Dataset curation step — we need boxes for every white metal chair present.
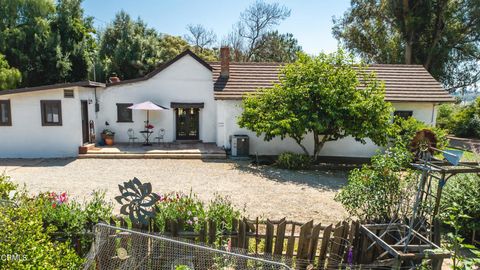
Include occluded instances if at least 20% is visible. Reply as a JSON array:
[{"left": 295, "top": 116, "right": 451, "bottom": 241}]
[
  {"left": 127, "top": 128, "right": 139, "bottom": 145},
  {"left": 154, "top": 128, "right": 165, "bottom": 145}
]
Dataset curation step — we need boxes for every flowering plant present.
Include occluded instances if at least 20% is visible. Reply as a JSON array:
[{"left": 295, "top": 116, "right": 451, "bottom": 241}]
[
  {"left": 145, "top": 124, "right": 154, "bottom": 130},
  {"left": 48, "top": 191, "right": 68, "bottom": 208},
  {"left": 155, "top": 191, "right": 206, "bottom": 232}
]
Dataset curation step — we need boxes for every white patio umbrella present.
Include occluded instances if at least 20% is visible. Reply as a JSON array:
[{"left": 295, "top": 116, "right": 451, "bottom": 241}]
[{"left": 128, "top": 101, "right": 168, "bottom": 125}]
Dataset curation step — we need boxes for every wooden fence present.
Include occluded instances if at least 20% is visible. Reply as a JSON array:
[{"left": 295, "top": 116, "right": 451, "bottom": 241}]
[{"left": 99, "top": 216, "right": 358, "bottom": 269}]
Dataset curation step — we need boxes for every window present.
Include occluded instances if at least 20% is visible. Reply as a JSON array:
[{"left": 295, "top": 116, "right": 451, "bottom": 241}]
[
  {"left": 0, "top": 100, "right": 11, "bottom": 126},
  {"left": 41, "top": 100, "right": 62, "bottom": 126},
  {"left": 394, "top": 110, "right": 413, "bottom": 120},
  {"left": 117, "top": 103, "right": 133, "bottom": 122}
]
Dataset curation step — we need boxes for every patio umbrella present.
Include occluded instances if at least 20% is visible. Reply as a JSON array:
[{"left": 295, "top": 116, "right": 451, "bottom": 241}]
[{"left": 128, "top": 101, "right": 168, "bottom": 125}]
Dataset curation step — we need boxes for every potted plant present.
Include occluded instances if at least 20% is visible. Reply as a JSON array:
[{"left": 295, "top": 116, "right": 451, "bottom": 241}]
[{"left": 101, "top": 129, "right": 115, "bottom": 146}]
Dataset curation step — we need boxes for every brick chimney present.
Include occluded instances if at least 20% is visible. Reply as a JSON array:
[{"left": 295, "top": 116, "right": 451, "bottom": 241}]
[
  {"left": 220, "top": 47, "right": 230, "bottom": 78},
  {"left": 108, "top": 73, "right": 120, "bottom": 83}
]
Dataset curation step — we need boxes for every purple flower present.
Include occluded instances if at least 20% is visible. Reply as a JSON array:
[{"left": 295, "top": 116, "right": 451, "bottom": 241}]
[
  {"left": 186, "top": 220, "right": 193, "bottom": 225},
  {"left": 347, "top": 247, "right": 353, "bottom": 266}
]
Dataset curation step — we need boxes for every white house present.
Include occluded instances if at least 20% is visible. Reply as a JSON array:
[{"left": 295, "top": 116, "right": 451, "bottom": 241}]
[{"left": 0, "top": 49, "right": 453, "bottom": 158}]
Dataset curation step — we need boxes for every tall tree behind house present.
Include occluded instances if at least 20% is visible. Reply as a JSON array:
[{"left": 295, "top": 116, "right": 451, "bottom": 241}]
[{"left": 333, "top": 0, "right": 480, "bottom": 93}]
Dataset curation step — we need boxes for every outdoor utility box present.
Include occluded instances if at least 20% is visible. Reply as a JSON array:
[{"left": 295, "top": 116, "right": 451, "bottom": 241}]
[{"left": 231, "top": 135, "right": 249, "bottom": 157}]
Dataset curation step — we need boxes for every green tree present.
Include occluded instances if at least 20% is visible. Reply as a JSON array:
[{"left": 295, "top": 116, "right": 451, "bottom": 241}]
[
  {"left": 51, "top": 0, "right": 96, "bottom": 82},
  {"left": 252, "top": 31, "right": 302, "bottom": 62},
  {"left": 0, "top": 54, "right": 21, "bottom": 90},
  {"left": 0, "top": 0, "right": 95, "bottom": 87},
  {"left": 332, "top": 0, "right": 480, "bottom": 92},
  {"left": 0, "top": 0, "right": 59, "bottom": 87},
  {"left": 238, "top": 50, "right": 393, "bottom": 160},
  {"left": 98, "top": 11, "right": 164, "bottom": 80}
]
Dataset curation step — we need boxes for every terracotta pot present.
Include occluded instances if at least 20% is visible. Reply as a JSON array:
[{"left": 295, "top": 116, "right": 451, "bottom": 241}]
[{"left": 103, "top": 134, "right": 115, "bottom": 146}]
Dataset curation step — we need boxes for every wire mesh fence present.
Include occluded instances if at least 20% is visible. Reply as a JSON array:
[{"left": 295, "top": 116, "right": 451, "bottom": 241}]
[{"left": 83, "top": 223, "right": 293, "bottom": 270}]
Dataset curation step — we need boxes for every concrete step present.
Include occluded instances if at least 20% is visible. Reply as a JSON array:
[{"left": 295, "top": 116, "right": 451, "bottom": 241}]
[{"left": 78, "top": 152, "right": 227, "bottom": 159}]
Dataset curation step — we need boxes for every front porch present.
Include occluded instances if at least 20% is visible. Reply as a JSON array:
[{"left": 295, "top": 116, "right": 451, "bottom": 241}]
[{"left": 79, "top": 142, "right": 227, "bottom": 159}]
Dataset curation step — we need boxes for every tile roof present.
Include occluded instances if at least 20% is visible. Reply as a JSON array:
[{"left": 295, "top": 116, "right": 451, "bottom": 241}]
[{"left": 210, "top": 62, "right": 454, "bottom": 103}]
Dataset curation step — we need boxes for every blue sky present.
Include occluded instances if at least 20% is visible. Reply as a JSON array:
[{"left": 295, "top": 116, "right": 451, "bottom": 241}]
[{"left": 82, "top": 0, "right": 351, "bottom": 55}]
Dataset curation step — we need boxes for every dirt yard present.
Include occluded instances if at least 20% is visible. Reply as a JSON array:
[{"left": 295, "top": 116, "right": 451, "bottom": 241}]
[{"left": 0, "top": 158, "right": 348, "bottom": 224}]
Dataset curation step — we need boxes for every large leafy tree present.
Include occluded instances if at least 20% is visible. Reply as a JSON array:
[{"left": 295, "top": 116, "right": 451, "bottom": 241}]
[
  {"left": 0, "top": 54, "right": 21, "bottom": 90},
  {"left": 251, "top": 31, "right": 302, "bottom": 62},
  {"left": 332, "top": 0, "right": 480, "bottom": 93},
  {"left": 0, "top": 0, "right": 58, "bottom": 87},
  {"left": 0, "top": 0, "right": 95, "bottom": 87},
  {"left": 239, "top": 50, "right": 393, "bottom": 160},
  {"left": 98, "top": 11, "right": 164, "bottom": 81},
  {"left": 51, "top": 0, "right": 96, "bottom": 82}
]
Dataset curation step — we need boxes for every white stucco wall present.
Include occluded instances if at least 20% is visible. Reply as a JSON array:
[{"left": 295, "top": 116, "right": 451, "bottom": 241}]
[
  {"left": 96, "top": 54, "right": 215, "bottom": 143},
  {"left": 216, "top": 100, "right": 439, "bottom": 157},
  {"left": 0, "top": 87, "right": 96, "bottom": 158}
]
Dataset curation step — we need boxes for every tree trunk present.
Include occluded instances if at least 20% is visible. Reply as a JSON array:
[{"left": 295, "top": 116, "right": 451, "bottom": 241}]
[
  {"left": 313, "top": 132, "right": 329, "bottom": 161},
  {"left": 402, "top": 0, "right": 413, "bottom": 65},
  {"left": 293, "top": 137, "right": 309, "bottom": 156},
  {"left": 425, "top": 1, "right": 446, "bottom": 70}
]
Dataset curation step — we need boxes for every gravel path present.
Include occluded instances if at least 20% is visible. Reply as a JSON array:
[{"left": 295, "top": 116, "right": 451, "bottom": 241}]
[{"left": 0, "top": 158, "right": 348, "bottom": 224}]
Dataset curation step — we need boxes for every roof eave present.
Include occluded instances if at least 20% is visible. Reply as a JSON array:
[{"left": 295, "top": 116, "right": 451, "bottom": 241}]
[{"left": 0, "top": 81, "right": 105, "bottom": 96}]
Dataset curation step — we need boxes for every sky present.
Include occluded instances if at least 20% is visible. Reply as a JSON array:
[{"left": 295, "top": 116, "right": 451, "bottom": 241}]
[{"left": 82, "top": 0, "right": 351, "bottom": 55}]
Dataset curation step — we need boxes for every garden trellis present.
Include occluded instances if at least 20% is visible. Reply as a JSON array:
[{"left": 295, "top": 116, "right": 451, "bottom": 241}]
[{"left": 357, "top": 133, "right": 480, "bottom": 269}]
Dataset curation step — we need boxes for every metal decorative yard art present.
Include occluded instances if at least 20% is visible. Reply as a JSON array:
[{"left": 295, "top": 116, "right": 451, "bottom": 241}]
[{"left": 115, "top": 177, "right": 160, "bottom": 225}]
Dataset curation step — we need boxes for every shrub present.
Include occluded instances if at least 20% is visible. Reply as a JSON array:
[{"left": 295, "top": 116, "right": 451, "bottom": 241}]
[
  {"left": 0, "top": 199, "right": 84, "bottom": 269},
  {"left": 276, "top": 152, "right": 311, "bottom": 169},
  {"left": 388, "top": 116, "right": 448, "bottom": 150},
  {"left": 335, "top": 146, "right": 418, "bottom": 222},
  {"left": 155, "top": 191, "right": 206, "bottom": 232},
  {"left": 0, "top": 174, "right": 17, "bottom": 200},
  {"left": 34, "top": 190, "right": 113, "bottom": 256},
  {"left": 436, "top": 103, "right": 457, "bottom": 131},
  {"left": 207, "top": 193, "right": 241, "bottom": 231},
  {"left": 437, "top": 97, "right": 480, "bottom": 138},
  {"left": 440, "top": 174, "right": 480, "bottom": 239},
  {"left": 451, "top": 98, "right": 480, "bottom": 138}
]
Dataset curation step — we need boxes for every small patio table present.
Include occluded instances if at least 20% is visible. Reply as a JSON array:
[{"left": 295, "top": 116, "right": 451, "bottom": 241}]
[{"left": 139, "top": 130, "right": 154, "bottom": 146}]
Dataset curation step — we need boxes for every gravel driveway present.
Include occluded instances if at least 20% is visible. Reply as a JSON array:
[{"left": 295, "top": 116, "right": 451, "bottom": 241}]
[{"left": 0, "top": 158, "right": 348, "bottom": 224}]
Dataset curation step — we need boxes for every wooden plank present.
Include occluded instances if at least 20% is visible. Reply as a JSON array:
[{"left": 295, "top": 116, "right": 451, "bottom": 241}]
[
  {"left": 274, "top": 220, "right": 287, "bottom": 256},
  {"left": 208, "top": 220, "right": 216, "bottom": 245},
  {"left": 329, "top": 223, "right": 344, "bottom": 258},
  {"left": 286, "top": 223, "right": 296, "bottom": 257},
  {"left": 265, "top": 219, "right": 275, "bottom": 254},
  {"left": 308, "top": 223, "right": 322, "bottom": 261},
  {"left": 340, "top": 222, "right": 350, "bottom": 259},
  {"left": 327, "top": 223, "right": 345, "bottom": 269},
  {"left": 199, "top": 221, "right": 206, "bottom": 243},
  {"left": 231, "top": 218, "right": 239, "bottom": 247},
  {"left": 238, "top": 219, "right": 247, "bottom": 249},
  {"left": 296, "top": 220, "right": 313, "bottom": 269},
  {"left": 317, "top": 224, "right": 332, "bottom": 269},
  {"left": 360, "top": 225, "right": 401, "bottom": 258}
]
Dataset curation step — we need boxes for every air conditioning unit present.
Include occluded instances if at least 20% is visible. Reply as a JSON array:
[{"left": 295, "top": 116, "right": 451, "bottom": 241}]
[{"left": 230, "top": 135, "right": 249, "bottom": 157}]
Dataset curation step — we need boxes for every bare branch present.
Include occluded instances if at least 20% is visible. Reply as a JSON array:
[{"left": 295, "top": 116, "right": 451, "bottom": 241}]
[{"left": 184, "top": 24, "right": 217, "bottom": 52}]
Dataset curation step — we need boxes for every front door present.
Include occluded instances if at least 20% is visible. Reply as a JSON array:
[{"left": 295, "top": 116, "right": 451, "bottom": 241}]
[
  {"left": 81, "top": 100, "right": 89, "bottom": 143},
  {"left": 175, "top": 108, "right": 199, "bottom": 140}
]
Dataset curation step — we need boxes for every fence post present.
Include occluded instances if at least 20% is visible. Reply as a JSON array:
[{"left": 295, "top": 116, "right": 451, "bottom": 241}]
[
  {"left": 274, "top": 219, "right": 287, "bottom": 256},
  {"left": 296, "top": 220, "right": 313, "bottom": 269}
]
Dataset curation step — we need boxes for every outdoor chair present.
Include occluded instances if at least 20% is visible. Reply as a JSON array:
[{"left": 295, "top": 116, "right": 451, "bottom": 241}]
[
  {"left": 154, "top": 128, "right": 166, "bottom": 145},
  {"left": 127, "top": 128, "right": 139, "bottom": 145}
]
